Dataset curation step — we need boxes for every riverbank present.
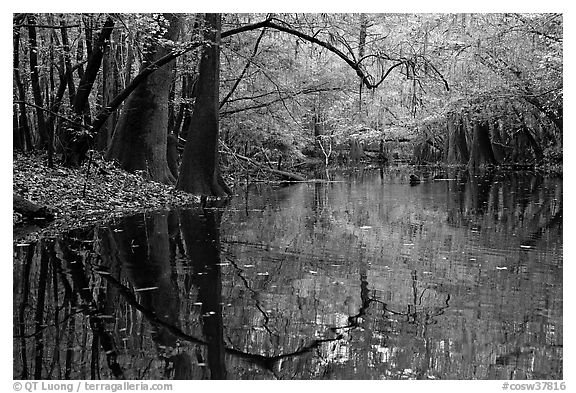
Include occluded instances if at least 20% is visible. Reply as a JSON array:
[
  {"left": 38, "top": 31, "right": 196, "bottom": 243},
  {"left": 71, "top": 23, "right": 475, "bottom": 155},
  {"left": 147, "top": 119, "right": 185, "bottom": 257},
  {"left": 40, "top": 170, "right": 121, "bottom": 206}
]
[
  {"left": 13, "top": 152, "right": 203, "bottom": 241},
  {"left": 13, "top": 151, "right": 562, "bottom": 242}
]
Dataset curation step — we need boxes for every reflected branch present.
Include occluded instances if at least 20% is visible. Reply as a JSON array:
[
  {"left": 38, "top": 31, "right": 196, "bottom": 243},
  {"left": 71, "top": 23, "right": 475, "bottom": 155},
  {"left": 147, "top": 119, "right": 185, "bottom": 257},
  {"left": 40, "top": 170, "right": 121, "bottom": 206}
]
[
  {"left": 223, "top": 254, "right": 278, "bottom": 340},
  {"left": 97, "top": 271, "right": 208, "bottom": 346},
  {"left": 99, "top": 270, "right": 344, "bottom": 373},
  {"left": 14, "top": 308, "right": 84, "bottom": 339}
]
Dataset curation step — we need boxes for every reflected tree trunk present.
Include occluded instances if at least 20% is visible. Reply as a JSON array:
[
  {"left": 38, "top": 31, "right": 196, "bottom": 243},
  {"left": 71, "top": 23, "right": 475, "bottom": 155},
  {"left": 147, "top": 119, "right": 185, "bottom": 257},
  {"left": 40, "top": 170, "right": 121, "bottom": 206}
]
[
  {"left": 58, "top": 231, "right": 125, "bottom": 378},
  {"left": 180, "top": 202, "right": 228, "bottom": 379},
  {"left": 103, "top": 212, "right": 195, "bottom": 379},
  {"left": 17, "top": 245, "right": 35, "bottom": 379},
  {"left": 34, "top": 243, "right": 50, "bottom": 379}
]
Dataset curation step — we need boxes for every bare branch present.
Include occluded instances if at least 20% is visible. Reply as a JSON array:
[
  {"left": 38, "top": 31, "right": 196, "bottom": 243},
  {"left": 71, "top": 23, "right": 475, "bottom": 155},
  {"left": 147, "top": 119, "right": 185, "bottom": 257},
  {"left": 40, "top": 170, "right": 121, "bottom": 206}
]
[
  {"left": 14, "top": 101, "right": 90, "bottom": 130},
  {"left": 220, "top": 28, "right": 267, "bottom": 109}
]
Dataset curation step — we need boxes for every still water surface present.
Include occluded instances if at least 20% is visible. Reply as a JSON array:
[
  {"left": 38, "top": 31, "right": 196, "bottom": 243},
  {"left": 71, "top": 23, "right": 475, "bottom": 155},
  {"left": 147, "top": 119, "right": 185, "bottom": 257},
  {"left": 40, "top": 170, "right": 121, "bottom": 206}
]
[{"left": 13, "top": 167, "right": 563, "bottom": 379}]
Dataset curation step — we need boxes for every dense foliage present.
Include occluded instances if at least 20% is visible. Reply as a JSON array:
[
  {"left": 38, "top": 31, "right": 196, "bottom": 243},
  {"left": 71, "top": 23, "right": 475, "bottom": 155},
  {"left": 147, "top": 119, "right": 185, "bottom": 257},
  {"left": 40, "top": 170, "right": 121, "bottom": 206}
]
[{"left": 13, "top": 13, "right": 563, "bottom": 190}]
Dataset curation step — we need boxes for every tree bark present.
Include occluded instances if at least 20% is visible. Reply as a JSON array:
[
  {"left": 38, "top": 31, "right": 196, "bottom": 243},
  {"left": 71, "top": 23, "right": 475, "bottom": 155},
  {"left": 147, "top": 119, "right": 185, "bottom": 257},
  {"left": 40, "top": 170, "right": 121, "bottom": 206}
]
[
  {"left": 27, "top": 15, "right": 49, "bottom": 150},
  {"left": 172, "top": 73, "right": 194, "bottom": 137},
  {"left": 60, "top": 14, "right": 76, "bottom": 105},
  {"left": 13, "top": 25, "right": 32, "bottom": 151},
  {"left": 96, "top": 29, "right": 120, "bottom": 151},
  {"left": 468, "top": 120, "right": 497, "bottom": 169},
  {"left": 177, "top": 13, "right": 231, "bottom": 196},
  {"left": 445, "top": 113, "right": 469, "bottom": 164},
  {"left": 106, "top": 14, "right": 180, "bottom": 185},
  {"left": 350, "top": 137, "right": 366, "bottom": 162},
  {"left": 167, "top": 133, "right": 180, "bottom": 179}
]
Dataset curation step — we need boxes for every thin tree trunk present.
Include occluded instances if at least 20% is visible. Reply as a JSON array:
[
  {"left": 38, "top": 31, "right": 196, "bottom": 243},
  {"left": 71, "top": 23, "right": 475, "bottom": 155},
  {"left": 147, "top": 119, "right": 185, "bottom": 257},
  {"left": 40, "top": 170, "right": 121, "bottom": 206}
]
[
  {"left": 60, "top": 14, "right": 76, "bottom": 105},
  {"left": 123, "top": 31, "right": 134, "bottom": 87},
  {"left": 172, "top": 74, "right": 189, "bottom": 137},
  {"left": 168, "top": 77, "right": 176, "bottom": 133},
  {"left": 27, "top": 15, "right": 49, "bottom": 150},
  {"left": 13, "top": 26, "right": 32, "bottom": 151},
  {"left": 96, "top": 29, "right": 119, "bottom": 151},
  {"left": 73, "top": 16, "right": 114, "bottom": 117},
  {"left": 178, "top": 74, "right": 195, "bottom": 139},
  {"left": 34, "top": 243, "right": 50, "bottom": 379},
  {"left": 17, "top": 245, "right": 34, "bottom": 379},
  {"left": 62, "top": 15, "right": 114, "bottom": 166},
  {"left": 358, "top": 13, "right": 367, "bottom": 112}
]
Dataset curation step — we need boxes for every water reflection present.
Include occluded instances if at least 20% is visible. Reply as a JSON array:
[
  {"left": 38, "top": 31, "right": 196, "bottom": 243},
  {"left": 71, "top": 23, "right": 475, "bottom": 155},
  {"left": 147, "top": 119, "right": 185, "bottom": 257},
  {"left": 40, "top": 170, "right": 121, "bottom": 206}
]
[{"left": 13, "top": 168, "right": 562, "bottom": 379}]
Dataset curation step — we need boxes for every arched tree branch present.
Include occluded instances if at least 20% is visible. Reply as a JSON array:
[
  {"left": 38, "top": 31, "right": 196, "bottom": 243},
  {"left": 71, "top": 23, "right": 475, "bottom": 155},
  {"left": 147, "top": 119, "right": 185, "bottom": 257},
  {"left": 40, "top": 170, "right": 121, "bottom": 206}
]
[
  {"left": 90, "top": 41, "right": 205, "bottom": 135},
  {"left": 220, "top": 27, "right": 267, "bottom": 109},
  {"left": 88, "top": 16, "right": 408, "bottom": 139}
]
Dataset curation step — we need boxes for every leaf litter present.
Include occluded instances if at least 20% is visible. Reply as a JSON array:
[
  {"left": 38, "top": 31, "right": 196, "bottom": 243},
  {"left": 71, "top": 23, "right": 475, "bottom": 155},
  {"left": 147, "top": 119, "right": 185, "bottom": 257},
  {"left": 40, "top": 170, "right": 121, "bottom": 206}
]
[{"left": 13, "top": 152, "right": 202, "bottom": 242}]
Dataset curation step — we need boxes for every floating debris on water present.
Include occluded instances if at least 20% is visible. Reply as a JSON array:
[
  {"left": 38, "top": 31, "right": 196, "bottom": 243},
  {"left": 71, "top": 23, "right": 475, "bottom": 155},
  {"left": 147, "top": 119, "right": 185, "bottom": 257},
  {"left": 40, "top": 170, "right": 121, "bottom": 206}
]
[{"left": 133, "top": 286, "right": 159, "bottom": 292}]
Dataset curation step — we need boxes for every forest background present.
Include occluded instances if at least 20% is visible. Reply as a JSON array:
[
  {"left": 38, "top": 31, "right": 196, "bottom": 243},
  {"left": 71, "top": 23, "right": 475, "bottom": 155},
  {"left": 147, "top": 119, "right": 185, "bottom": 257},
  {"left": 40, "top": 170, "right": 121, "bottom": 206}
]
[{"left": 10, "top": 10, "right": 566, "bottom": 192}]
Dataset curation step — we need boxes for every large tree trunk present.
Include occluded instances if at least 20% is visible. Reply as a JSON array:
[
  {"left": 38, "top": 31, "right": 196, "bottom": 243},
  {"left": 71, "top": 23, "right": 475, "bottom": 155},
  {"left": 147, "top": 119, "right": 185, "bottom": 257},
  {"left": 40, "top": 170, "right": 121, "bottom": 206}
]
[
  {"left": 106, "top": 14, "right": 180, "bottom": 185},
  {"left": 349, "top": 137, "right": 366, "bottom": 163},
  {"left": 468, "top": 120, "right": 497, "bottom": 169},
  {"left": 490, "top": 118, "right": 507, "bottom": 163},
  {"left": 445, "top": 113, "right": 469, "bottom": 164},
  {"left": 177, "top": 13, "right": 231, "bottom": 196}
]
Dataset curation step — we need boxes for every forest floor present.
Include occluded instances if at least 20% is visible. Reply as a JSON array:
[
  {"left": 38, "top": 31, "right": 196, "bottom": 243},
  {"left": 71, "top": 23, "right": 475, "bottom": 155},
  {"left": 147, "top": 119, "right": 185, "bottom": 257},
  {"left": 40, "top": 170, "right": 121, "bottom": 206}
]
[{"left": 13, "top": 152, "right": 203, "bottom": 242}]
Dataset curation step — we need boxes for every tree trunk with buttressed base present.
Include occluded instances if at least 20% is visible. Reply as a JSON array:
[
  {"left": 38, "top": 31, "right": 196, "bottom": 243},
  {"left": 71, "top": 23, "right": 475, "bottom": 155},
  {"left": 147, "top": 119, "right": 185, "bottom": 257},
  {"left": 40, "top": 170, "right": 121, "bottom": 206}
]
[{"left": 176, "top": 13, "right": 231, "bottom": 196}]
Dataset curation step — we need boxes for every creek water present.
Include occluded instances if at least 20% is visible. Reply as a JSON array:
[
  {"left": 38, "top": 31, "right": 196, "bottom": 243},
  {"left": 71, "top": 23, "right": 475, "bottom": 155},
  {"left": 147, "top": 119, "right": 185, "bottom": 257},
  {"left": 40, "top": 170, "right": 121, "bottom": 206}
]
[{"left": 13, "top": 167, "right": 563, "bottom": 380}]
